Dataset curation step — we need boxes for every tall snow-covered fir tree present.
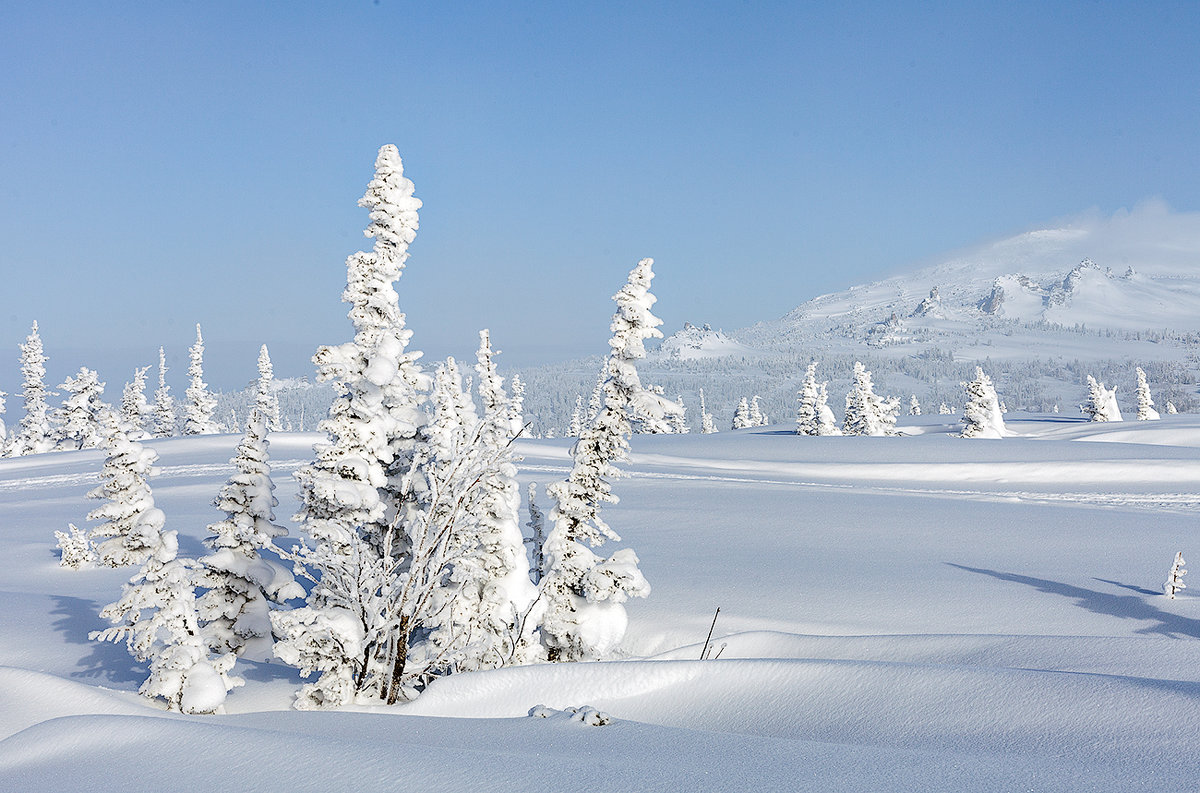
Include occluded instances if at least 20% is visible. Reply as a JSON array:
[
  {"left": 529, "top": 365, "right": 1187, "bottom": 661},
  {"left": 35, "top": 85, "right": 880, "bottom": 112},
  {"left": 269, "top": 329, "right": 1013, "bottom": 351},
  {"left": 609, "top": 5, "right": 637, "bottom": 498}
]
[
  {"left": 88, "top": 432, "right": 167, "bottom": 567},
  {"left": 154, "top": 347, "right": 177, "bottom": 437},
  {"left": 10, "top": 321, "right": 56, "bottom": 456},
  {"left": 843, "top": 361, "right": 899, "bottom": 436},
  {"left": 197, "top": 408, "right": 301, "bottom": 660},
  {"left": 256, "top": 344, "right": 284, "bottom": 432},
  {"left": 120, "top": 366, "right": 152, "bottom": 439},
  {"left": 586, "top": 367, "right": 605, "bottom": 425},
  {"left": 796, "top": 362, "right": 839, "bottom": 436},
  {"left": 1082, "top": 375, "right": 1122, "bottom": 422},
  {"left": 1135, "top": 367, "right": 1160, "bottom": 421},
  {"left": 92, "top": 521, "right": 241, "bottom": 714},
  {"left": 275, "top": 145, "right": 436, "bottom": 708},
  {"left": 540, "top": 258, "right": 655, "bottom": 663},
  {"left": 909, "top": 395, "right": 921, "bottom": 416},
  {"left": 184, "top": 324, "right": 220, "bottom": 435},
  {"left": 960, "top": 367, "right": 1007, "bottom": 439},
  {"left": 56, "top": 367, "right": 111, "bottom": 450}
]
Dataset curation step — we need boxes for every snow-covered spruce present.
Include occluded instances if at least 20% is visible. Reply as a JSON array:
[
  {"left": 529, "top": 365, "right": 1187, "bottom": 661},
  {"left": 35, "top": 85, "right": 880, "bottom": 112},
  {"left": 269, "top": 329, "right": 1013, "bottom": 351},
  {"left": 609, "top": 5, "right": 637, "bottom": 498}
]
[
  {"left": 87, "top": 432, "right": 166, "bottom": 567},
  {"left": 1164, "top": 551, "right": 1187, "bottom": 599},
  {"left": 282, "top": 145, "right": 429, "bottom": 707},
  {"left": 184, "top": 324, "right": 220, "bottom": 435},
  {"left": 631, "top": 383, "right": 683, "bottom": 434},
  {"left": 698, "top": 388, "right": 717, "bottom": 434},
  {"left": 960, "top": 367, "right": 1007, "bottom": 439},
  {"left": 424, "top": 333, "right": 538, "bottom": 673},
  {"left": 91, "top": 526, "right": 241, "bottom": 714},
  {"left": 1082, "top": 375, "right": 1122, "bottom": 422},
  {"left": 1135, "top": 367, "right": 1160, "bottom": 421},
  {"left": 55, "top": 367, "right": 111, "bottom": 450},
  {"left": 670, "top": 394, "right": 689, "bottom": 434},
  {"left": 55, "top": 523, "right": 96, "bottom": 569},
  {"left": 509, "top": 373, "right": 526, "bottom": 429},
  {"left": 938, "top": 402, "right": 952, "bottom": 415},
  {"left": 525, "top": 483, "right": 547, "bottom": 584},
  {"left": 749, "top": 395, "right": 766, "bottom": 427},
  {"left": 540, "top": 258, "right": 655, "bottom": 663},
  {"left": 10, "top": 321, "right": 56, "bottom": 456},
  {"left": 732, "top": 397, "right": 752, "bottom": 430},
  {"left": 119, "top": 365, "right": 152, "bottom": 439},
  {"left": 0, "top": 388, "right": 7, "bottom": 447},
  {"left": 796, "top": 362, "right": 840, "bottom": 436},
  {"left": 1166, "top": 401, "right": 1179, "bottom": 415},
  {"left": 910, "top": 395, "right": 921, "bottom": 416},
  {"left": 569, "top": 395, "right": 585, "bottom": 437},
  {"left": 842, "top": 361, "right": 899, "bottom": 436},
  {"left": 196, "top": 409, "right": 301, "bottom": 660},
  {"left": 153, "top": 347, "right": 176, "bottom": 437},
  {"left": 255, "top": 345, "right": 284, "bottom": 432}
]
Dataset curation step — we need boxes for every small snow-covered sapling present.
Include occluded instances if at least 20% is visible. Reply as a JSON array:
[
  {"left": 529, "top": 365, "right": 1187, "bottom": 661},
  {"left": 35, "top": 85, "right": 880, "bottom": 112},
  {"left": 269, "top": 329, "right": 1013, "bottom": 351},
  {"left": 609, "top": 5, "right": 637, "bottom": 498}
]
[{"left": 1164, "top": 551, "right": 1187, "bottom": 599}]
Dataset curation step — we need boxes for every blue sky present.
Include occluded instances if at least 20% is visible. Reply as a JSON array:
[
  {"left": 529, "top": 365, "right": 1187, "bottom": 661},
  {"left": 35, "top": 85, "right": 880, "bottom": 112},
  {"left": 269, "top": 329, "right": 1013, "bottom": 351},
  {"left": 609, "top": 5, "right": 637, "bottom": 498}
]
[{"left": 2, "top": 1, "right": 1199, "bottom": 390}]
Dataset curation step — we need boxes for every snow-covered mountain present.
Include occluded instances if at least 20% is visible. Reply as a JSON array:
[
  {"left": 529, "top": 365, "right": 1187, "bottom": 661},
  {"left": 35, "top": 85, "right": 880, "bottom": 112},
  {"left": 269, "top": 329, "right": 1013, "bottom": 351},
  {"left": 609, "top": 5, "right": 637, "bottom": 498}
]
[
  {"left": 520, "top": 204, "right": 1200, "bottom": 435},
  {"left": 659, "top": 323, "right": 756, "bottom": 360}
]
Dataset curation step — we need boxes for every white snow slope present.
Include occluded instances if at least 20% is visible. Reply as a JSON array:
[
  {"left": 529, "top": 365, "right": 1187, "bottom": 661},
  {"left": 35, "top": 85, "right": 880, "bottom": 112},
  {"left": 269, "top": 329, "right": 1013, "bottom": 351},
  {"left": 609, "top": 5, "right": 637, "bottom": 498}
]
[{"left": 2, "top": 420, "right": 1199, "bottom": 791}]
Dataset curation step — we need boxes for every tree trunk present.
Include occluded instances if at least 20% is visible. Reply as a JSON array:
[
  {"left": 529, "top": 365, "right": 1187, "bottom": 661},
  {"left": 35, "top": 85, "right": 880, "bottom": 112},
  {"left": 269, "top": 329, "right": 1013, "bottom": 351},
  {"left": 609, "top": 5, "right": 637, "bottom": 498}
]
[{"left": 385, "top": 616, "right": 410, "bottom": 704}]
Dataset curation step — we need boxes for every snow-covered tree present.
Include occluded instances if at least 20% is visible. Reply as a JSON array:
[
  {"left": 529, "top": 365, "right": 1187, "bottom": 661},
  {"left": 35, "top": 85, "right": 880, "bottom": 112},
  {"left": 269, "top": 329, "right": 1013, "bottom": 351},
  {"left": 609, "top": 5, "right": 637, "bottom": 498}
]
[
  {"left": 153, "top": 347, "right": 176, "bottom": 437},
  {"left": 749, "top": 395, "right": 765, "bottom": 427},
  {"left": 256, "top": 345, "right": 284, "bottom": 432},
  {"left": 698, "top": 388, "right": 717, "bottom": 434},
  {"left": 10, "top": 321, "right": 56, "bottom": 456},
  {"left": 426, "top": 331, "right": 538, "bottom": 672},
  {"left": 91, "top": 525, "right": 241, "bottom": 713},
  {"left": 0, "top": 389, "right": 7, "bottom": 446},
  {"left": 56, "top": 367, "right": 111, "bottom": 450},
  {"left": 843, "top": 362, "right": 899, "bottom": 436},
  {"left": 540, "top": 258, "right": 655, "bottom": 663},
  {"left": 732, "top": 397, "right": 752, "bottom": 429},
  {"left": 1135, "top": 367, "right": 1160, "bottom": 421},
  {"left": 1164, "top": 551, "right": 1186, "bottom": 599},
  {"left": 796, "top": 362, "right": 839, "bottom": 436},
  {"left": 569, "top": 395, "right": 585, "bottom": 437},
  {"left": 586, "top": 368, "right": 605, "bottom": 424},
  {"left": 631, "top": 382, "right": 682, "bottom": 434},
  {"left": 670, "top": 394, "right": 689, "bottom": 434},
  {"left": 909, "top": 395, "right": 921, "bottom": 416},
  {"left": 55, "top": 523, "right": 96, "bottom": 569},
  {"left": 120, "top": 366, "right": 152, "bottom": 439},
  {"left": 88, "top": 433, "right": 166, "bottom": 568},
  {"left": 1082, "top": 375, "right": 1122, "bottom": 422},
  {"left": 960, "top": 367, "right": 1007, "bottom": 439},
  {"left": 1166, "top": 401, "right": 1178, "bottom": 415},
  {"left": 509, "top": 373, "right": 526, "bottom": 429},
  {"left": 938, "top": 402, "right": 952, "bottom": 415},
  {"left": 197, "top": 409, "right": 301, "bottom": 660},
  {"left": 525, "top": 483, "right": 546, "bottom": 584},
  {"left": 184, "top": 325, "right": 220, "bottom": 435},
  {"left": 280, "top": 145, "right": 430, "bottom": 708}
]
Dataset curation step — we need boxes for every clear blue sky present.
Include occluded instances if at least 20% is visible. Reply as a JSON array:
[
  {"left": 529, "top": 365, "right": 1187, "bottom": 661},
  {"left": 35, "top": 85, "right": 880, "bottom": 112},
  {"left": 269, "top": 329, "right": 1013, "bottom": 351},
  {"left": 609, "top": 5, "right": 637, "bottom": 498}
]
[{"left": 2, "top": 1, "right": 1199, "bottom": 390}]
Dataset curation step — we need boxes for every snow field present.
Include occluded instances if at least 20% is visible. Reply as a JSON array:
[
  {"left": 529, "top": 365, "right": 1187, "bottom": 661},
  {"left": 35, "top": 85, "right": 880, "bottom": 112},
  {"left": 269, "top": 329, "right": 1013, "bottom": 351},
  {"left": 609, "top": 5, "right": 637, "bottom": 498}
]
[{"left": 1, "top": 418, "right": 1199, "bottom": 790}]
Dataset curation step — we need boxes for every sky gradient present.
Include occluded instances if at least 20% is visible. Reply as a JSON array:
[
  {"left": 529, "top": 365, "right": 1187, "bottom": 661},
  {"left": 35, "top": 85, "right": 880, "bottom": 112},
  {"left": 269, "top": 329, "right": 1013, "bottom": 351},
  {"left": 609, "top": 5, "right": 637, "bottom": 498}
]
[{"left": 3, "top": 1, "right": 1199, "bottom": 390}]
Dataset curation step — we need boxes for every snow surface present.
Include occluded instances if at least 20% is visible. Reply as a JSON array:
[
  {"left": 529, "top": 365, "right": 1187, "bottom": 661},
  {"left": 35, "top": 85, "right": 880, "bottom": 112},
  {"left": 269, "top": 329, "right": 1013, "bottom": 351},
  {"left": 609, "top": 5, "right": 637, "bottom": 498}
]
[{"left": 2, "top": 422, "right": 1199, "bottom": 790}]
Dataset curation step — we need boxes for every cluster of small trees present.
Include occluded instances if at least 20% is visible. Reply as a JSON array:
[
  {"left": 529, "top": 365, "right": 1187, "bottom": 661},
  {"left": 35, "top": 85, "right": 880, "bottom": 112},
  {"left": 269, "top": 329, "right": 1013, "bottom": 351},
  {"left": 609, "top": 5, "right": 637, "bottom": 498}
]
[
  {"left": 1081, "top": 367, "right": 1171, "bottom": 421},
  {"left": 65, "top": 146, "right": 656, "bottom": 713},
  {"left": 1, "top": 321, "right": 287, "bottom": 455}
]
